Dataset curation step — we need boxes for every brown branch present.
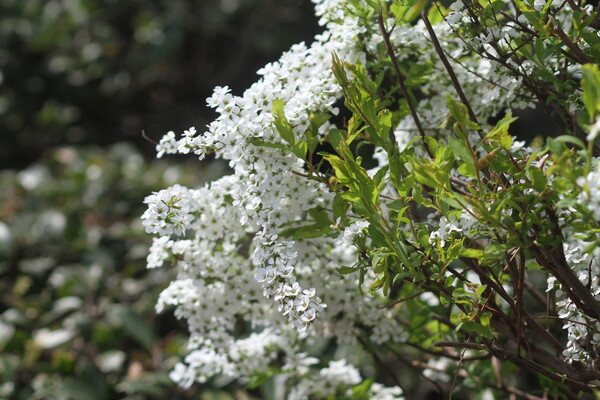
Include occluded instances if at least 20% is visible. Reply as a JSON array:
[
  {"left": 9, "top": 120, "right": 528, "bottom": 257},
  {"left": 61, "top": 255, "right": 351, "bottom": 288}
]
[
  {"left": 529, "top": 243, "right": 600, "bottom": 321},
  {"left": 382, "top": 289, "right": 426, "bottom": 308},
  {"left": 434, "top": 341, "right": 486, "bottom": 350},
  {"left": 377, "top": 5, "right": 433, "bottom": 159},
  {"left": 548, "top": 17, "right": 594, "bottom": 64},
  {"left": 491, "top": 319, "right": 600, "bottom": 385},
  {"left": 421, "top": 11, "right": 482, "bottom": 133}
]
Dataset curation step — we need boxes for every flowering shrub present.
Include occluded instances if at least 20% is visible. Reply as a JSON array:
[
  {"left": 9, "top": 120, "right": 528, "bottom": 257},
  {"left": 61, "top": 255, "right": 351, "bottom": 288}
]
[{"left": 144, "top": 0, "right": 600, "bottom": 398}]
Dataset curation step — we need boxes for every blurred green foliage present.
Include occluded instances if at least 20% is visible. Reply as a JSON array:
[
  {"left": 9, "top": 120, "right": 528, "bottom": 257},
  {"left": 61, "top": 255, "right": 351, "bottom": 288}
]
[
  {"left": 0, "top": 0, "right": 319, "bottom": 169},
  {"left": 0, "top": 144, "right": 247, "bottom": 399}
]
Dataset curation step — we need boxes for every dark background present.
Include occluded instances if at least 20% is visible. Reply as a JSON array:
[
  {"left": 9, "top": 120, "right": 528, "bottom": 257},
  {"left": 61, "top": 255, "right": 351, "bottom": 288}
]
[{"left": 0, "top": 0, "right": 320, "bottom": 170}]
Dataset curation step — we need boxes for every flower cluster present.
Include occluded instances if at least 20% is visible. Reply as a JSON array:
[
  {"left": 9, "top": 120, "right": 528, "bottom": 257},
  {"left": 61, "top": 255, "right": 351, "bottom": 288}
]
[
  {"left": 336, "top": 219, "right": 370, "bottom": 246},
  {"left": 141, "top": 184, "right": 195, "bottom": 236}
]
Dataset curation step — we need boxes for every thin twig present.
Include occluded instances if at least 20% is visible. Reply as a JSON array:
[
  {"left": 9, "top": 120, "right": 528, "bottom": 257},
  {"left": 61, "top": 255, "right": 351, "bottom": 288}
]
[
  {"left": 548, "top": 16, "right": 594, "bottom": 64},
  {"left": 377, "top": 4, "right": 433, "bottom": 158},
  {"left": 420, "top": 11, "right": 482, "bottom": 135},
  {"left": 434, "top": 341, "right": 486, "bottom": 350},
  {"left": 381, "top": 290, "right": 426, "bottom": 308},
  {"left": 141, "top": 129, "right": 158, "bottom": 146}
]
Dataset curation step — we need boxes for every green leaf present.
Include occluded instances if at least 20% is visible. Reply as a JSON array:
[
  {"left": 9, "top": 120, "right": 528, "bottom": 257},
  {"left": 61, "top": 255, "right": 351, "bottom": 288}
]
[
  {"left": 405, "top": 62, "right": 432, "bottom": 87},
  {"left": 582, "top": 63, "right": 600, "bottom": 120},
  {"left": 461, "top": 248, "right": 483, "bottom": 259},
  {"left": 291, "top": 140, "right": 307, "bottom": 159},
  {"left": 352, "top": 378, "right": 374, "bottom": 400},
  {"left": 328, "top": 129, "right": 354, "bottom": 160},
  {"left": 331, "top": 52, "right": 349, "bottom": 87},
  {"left": 390, "top": 2, "right": 408, "bottom": 23},
  {"left": 427, "top": 2, "right": 447, "bottom": 24},
  {"left": 368, "top": 224, "right": 388, "bottom": 248},
  {"left": 553, "top": 135, "right": 586, "bottom": 150},
  {"left": 108, "top": 307, "right": 154, "bottom": 352},
  {"left": 370, "top": 276, "right": 385, "bottom": 291},
  {"left": 337, "top": 266, "right": 358, "bottom": 275},
  {"left": 411, "top": 160, "right": 450, "bottom": 191},
  {"left": 457, "top": 161, "right": 478, "bottom": 178},
  {"left": 64, "top": 379, "right": 106, "bottom": 400},
  {"left": 486, "top": 113, "right": 517, "bottom": 150},
  {"left": 446, "top": 95, "right": 468, "bottom": 128},
  {"left": 306, "top": 113, "right": 329, "bottom": 153},
  {"left": 333, "top": 192, "right": 350, "bottom": 221},
  {"left": 556, "top": 197, "right": 577, "bottom": 208},
  {"left": 482, "top": 243, "right": 511, "bottom": 258},
  {"left": 515, "top": 0, "right": 546, "bottom": 33},
  {"left": 373, "top": 165, "right": 389, "bottom": 190},
  {"left": 484, "top": 0, "right": 505, "bottom": 17},
  {"left": 63, "top": 363, "right": 108, "bottom": 400},
  {"left": 376, "top": 109, "right": 393, "bottom": 145},
  {"left": 272, "top": 98, "right": 295, "bottom": 145},
  {"left": 311, "top": 112, "right": 331, "bottom": 128},
  {"left": 480, "top": 312, "right": 492, "bottom": 327},
  {"left": 530, "top": 166, "right": 547, "bottom": 192},
  {"left": 246, "top": 367, "right": 278, "bottom": 389},
  {"left": 462, "top": 321, "right": 494, "bottom": 339},
  {"left": 404, "top": 0, "right": 427, "bottom": 22},
  {"left": 308, "top": 206, "right": 332, "bottom": 226},
  {"left": 327, "top": 154, "right": 380, "bottom": 213},
  {"left": 280, "top": 207, "right": 333, "bottom": 239},
  {"left": 475, "top": 284, "right": 488, "bottom": 298},
  {"left": 424, "top": 136, "right": 438, "bottom": 156},
  {"left": 347, "top": 115, "right": 365, "bottom": 144},
  {"left": 445, "top": 238, "right": 464, "bottom": 263}
]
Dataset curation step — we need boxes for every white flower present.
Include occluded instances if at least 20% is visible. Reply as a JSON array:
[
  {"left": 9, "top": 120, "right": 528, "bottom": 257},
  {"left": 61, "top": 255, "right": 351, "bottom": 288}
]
[
  {"left": 156, "top": 131, "right": 178, "bottom": 158},
  {"left": 577, "top": 164, "right": 600, "bottom": 220},
  {"left": 337, "top": 220, "right": 370, "bottom": 245},
  {"left": 147, "top": 236, "right": 173, "bottom": 268},
  {"left": 429, "top": 216, "right": 462, "bottom": 247},
  {"left": 141, "top": 185, "right": 196, "bottom": 236},
  {"left": 33, "top": 328, "right": 75, "bottom": 349},
  {"left": 587, "top": 118, "right": 600, "bottom": 142}
]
